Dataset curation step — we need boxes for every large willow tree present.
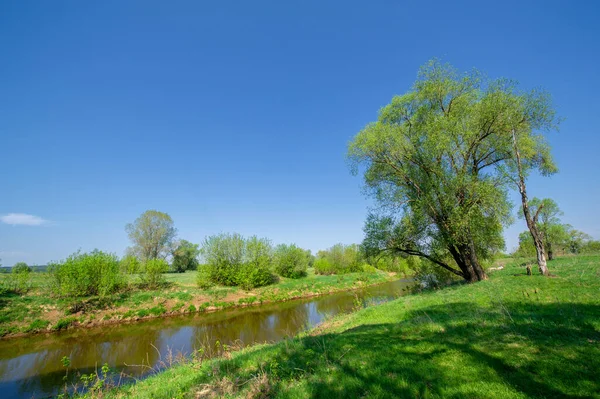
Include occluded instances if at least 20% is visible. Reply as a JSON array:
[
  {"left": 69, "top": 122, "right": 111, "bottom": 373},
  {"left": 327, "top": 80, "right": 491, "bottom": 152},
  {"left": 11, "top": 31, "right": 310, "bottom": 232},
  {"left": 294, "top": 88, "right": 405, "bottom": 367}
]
[{"left": 348, "top": 60, "right": 557, "bottom": 282}]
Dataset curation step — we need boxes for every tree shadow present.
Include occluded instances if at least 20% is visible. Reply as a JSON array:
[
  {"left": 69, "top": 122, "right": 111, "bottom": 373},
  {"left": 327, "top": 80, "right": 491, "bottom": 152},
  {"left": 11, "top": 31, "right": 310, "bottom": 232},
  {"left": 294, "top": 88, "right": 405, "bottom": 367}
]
[{"left": 216, "top": 301, "right": 599, "bottom": 398}]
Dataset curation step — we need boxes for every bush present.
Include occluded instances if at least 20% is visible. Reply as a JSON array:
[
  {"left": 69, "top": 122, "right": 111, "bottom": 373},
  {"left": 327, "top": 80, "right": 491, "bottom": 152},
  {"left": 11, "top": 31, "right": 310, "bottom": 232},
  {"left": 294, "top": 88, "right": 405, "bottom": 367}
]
[
  {"left": 49, "top": 250, "right": 124, "bottom": 297},
  {"left": 8, "top": 262, "right": 32, "bottom": 294},
  {"left": 119, "top": 255, "right": 141, "bottom": 275},
  {"left": 140, "top": 259, "right": 169, "bottom": 288},
  {"left": 237, "top": 262, "right": 275, "bottom": 290},
  {"left": 201, "top": 233, "right": 245, "bottom": 286},
  {"left": 240, "top": 236, "right": 275, "bottom": 289},
  {"left": 274, "top": 244, "right": 308, "bottom": 278},
  {"left": 199, "top": 233, "right": 275, "bottom": 290},
  {"left": 315, "top": 244, "right": 364, "bottom": 275},
  {"left": 12, "top": 262, "right": 31, "bottom": 273},
  {"left": 313, "top": 258, "right": 335, "bottom": 275},
  {"left": 371, "top": 256, "right": 411, "bottom": 275}
]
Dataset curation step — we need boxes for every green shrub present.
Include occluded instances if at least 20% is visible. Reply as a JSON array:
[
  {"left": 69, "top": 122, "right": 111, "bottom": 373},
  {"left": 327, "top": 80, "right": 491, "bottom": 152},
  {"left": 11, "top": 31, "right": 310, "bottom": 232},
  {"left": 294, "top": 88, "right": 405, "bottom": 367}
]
[
  {"left": 314, "top": 258, "right": 335, "bottom": 275},
  {"left": 119, "top": 255, "right": 141, "bottom": 275},
  {"left": 54, "top": 316, "right": 77, "bottom": 330},
  {"left": 371, "top": 256, "right": 411, "bottom": 275},
  {"left": 239, "top": 236, "right": 275, "bottom": 289},
  {"left": 10, "top": 262, "right": 32, "bottom": 294},
  {"left": 199, "top": 233, "right": 275, "bottom": 289},
  {"left": 201, "top": 233, "right": 245, "bottom": 286},
  {"left": 274, "top": 244, "right": 309, "bottom": 278},
  {"left": 12, "top": 262, "right": 31, "bottom": 273},
  {"left": 48, "top": 250, "right": 124, "bottom": 297},
  {"left": 315, "top": 244, "right": 364, "bottom": 274},
  {"left": 237, "top": 262, "right": 275, "bottom": 290},
  {"left": 196, "top": 266, "right": 215, "bottom": 289},
  {"left": 140, "top": 259, "right": 169, "bottom": 288}
]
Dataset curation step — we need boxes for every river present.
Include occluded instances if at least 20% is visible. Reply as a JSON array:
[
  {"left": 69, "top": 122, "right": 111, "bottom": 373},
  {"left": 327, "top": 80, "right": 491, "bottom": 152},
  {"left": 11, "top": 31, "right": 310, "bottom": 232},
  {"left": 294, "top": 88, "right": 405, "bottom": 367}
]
[{"left": 0, "top": 279, "right": 410, "bottom": 398}]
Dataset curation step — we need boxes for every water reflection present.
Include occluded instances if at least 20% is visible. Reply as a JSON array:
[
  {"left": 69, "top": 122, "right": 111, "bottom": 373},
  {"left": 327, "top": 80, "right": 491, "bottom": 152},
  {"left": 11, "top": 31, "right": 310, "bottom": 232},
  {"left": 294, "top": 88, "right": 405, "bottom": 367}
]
[{"left": 0, "top": 279, "right": 409, "bottom": 399}]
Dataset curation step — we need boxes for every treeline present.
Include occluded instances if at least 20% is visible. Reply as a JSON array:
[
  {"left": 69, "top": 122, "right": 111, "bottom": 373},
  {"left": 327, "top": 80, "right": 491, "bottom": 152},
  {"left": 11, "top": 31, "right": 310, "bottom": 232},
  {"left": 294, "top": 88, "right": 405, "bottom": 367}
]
[{"left": 1, "top": 210, "right": 413, "bottom": 299}]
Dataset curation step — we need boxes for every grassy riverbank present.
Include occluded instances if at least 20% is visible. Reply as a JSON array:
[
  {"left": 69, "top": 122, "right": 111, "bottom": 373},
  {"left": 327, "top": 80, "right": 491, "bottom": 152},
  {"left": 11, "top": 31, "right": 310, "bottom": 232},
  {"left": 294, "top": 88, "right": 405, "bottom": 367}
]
[
  {"left": 0, "top": 269, "right": 396, "bottom": 338},
  {"left": 91, "top": 255, "right": 600, "bottom": 398}
]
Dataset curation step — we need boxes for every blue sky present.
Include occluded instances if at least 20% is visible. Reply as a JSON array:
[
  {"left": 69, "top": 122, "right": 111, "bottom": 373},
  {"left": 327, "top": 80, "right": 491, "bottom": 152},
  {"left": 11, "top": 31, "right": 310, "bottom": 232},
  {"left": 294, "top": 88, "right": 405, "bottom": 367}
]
[{"left": 1, "top": 1, "right": 599, "bottom": 266}]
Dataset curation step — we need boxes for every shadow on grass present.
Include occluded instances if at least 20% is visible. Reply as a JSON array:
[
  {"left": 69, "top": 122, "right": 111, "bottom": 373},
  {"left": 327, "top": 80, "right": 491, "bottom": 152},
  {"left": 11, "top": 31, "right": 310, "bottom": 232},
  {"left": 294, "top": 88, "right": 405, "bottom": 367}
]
[{"left": 205, "top": 301, "right": 599, "bottom": 398}]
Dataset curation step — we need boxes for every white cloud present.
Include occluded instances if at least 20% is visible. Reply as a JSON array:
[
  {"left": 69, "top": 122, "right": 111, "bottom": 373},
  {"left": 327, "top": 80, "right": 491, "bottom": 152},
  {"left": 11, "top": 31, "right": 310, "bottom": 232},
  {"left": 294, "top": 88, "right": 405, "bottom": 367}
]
[{"left": 0, "top": 213, "right": 49, "bottom": 226}]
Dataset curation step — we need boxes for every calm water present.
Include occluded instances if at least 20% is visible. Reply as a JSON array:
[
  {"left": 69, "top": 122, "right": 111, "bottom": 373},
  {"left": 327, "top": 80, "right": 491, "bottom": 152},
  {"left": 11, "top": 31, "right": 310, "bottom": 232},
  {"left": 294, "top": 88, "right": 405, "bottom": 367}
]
[{"left": 0, "top": 279, "right": 410, "bottom": 399}]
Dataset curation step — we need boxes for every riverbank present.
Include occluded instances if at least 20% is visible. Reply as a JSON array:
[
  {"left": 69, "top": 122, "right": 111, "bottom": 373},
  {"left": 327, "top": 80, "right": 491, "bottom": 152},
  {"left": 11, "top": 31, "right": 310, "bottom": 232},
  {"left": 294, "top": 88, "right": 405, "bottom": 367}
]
[
  {"left": 0, "top": 269, "right": 398, "bottom": 338},
  {"left": 90, "top": 255, "right": 600, "bottom": 398}
]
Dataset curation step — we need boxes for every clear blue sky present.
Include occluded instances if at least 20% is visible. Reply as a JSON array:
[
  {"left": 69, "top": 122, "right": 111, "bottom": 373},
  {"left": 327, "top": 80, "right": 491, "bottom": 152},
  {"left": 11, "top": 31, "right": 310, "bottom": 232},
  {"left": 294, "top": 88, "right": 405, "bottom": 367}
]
[{"left": 1, "top": 1, "right": 599, "bottom": 266}]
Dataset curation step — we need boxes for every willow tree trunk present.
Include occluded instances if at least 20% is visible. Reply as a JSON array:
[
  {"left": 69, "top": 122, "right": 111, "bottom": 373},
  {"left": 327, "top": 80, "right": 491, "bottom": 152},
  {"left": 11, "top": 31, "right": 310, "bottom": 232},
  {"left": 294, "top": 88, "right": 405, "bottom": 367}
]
[{"left": 512, "top": 129, "right": 549, "bottom": 276}]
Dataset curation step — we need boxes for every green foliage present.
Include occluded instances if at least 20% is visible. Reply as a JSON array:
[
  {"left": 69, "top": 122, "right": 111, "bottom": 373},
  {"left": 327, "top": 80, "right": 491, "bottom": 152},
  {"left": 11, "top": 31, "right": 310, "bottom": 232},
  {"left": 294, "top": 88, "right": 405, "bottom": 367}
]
[
  {"left": 237, "top": 262, "right": 275, "bottom": 291},
  {"left": 313, "top": 258, "right": 334, "bottom": 275},
  {"left": 119, "top": 255, "right": 141, "bottom": 275},
  {"left": 239, "top": 236, "right": 275, "bottom": 290},
  {"left": 200, "top": 233, "right": 245, "bottom": 286},
  {"left": 171, "top": 240, "right": 200, "bottom": 272},
  {"left": 348, "top": 59, "right": 559, "bottom": 282},
  {"left": 9, "top": 262, "right": 32, "bottom": 294},
  {"left": 140, "top": 259, "right": 169, "bottom": 288},
  {"left": 54, "top": 316, "right": 76, "bottom": 330},
  {"left": 371, "top": 255, "right": 411, "bottom": 275},
  {"left": 274, "top": 244, "right": 309, "bottom": 278},
  {"left": 48, "top": 250, "right": 124, "bottom": 297},
  {"left": 581, "top": 240, "right": 600, "bottom": 254},
  {"left": 315, "top": 244, "right": 364, "bottom": 275},
  {"left": 199, "top": 233, "right": 275, "bottom": 290},
  {"left": 126, "top": 210, "right": 177, "bottom": 261},
  {"left": 12, "top": 262, "right": 31, "bottom": 273},
  {"left": 515, "top": 224, "right": 596, "bottom": 258}
]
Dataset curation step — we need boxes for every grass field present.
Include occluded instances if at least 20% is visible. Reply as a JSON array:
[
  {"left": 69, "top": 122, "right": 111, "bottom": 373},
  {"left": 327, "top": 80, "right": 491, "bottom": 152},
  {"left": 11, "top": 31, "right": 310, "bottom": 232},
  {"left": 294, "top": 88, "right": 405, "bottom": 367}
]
[
  {"left": 90, "top": 255, "right": 600, "bottom": 398},
  {"left": 0, "top": 269, "right": 396, "bottom": 337}
]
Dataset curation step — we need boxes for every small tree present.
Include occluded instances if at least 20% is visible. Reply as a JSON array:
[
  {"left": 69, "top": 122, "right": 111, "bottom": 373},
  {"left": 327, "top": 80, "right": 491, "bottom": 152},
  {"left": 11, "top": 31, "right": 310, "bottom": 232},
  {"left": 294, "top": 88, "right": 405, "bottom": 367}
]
[
  {"left": 11, "top": 262, "right": 31, "bottom": 293},
  {"left": 126, "top": 210, "right": 177, "bottom": 262},
  {"left": 120, "top": 254, "right": 141, "bottom": 275},
  {"left": 274, "top": 244, "right": 309, "bottom": 278},
  {"left": 200, "top": 233, "right": 245, "bottom": 286},
  {"left": 12, "top": 262, "right": 31, "bottom": 273},
  {"left": 140, "top": 259, "right": 169, "bottom": 288},
  {"left": 172, "top": 240, "right": 200, "bottom": 273}
]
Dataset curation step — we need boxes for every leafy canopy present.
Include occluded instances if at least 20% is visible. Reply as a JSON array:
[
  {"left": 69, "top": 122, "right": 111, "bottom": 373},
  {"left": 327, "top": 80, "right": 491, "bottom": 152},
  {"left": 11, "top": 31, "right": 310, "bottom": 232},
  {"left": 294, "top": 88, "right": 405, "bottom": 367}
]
[
  {"left": 349, "top": 59, "right": 558, "bottom": 281},
  {"left": 126, "top": 210, "right": 177, "bottom": 261}
]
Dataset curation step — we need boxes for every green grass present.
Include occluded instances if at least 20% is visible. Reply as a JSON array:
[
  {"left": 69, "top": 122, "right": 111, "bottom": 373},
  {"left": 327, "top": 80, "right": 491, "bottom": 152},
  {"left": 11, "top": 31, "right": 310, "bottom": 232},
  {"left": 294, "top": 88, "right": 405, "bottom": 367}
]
[
  {"left": 0, "top": 269, "right": 394, "bottom": 337},
  {"left": 93, "top": 255, "right": 600, "bottom": 399}
]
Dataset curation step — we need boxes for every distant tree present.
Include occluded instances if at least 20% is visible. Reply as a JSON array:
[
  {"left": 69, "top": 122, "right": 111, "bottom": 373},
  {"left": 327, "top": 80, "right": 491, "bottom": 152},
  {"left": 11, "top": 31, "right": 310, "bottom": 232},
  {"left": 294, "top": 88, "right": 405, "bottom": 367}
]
[
  {"left": 567, "top": 229, "right": 592, "bottom": 254},
  {"left": 171, "top": 240, "right": 200, "bottom": 273},
  {"left": 126, "top": 210, "right": 177, "bottom": 261},
  {"left": 12, "top": 262, "right": 31, "bottom": 273},
  {"left": 581, "top": 239, "right": 600, "bottom": 253}
]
